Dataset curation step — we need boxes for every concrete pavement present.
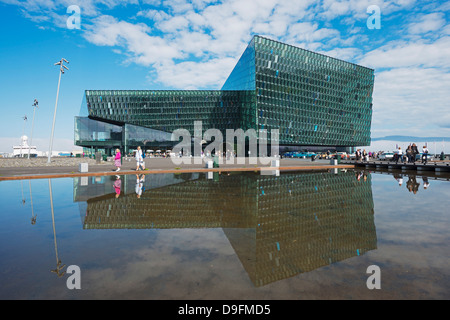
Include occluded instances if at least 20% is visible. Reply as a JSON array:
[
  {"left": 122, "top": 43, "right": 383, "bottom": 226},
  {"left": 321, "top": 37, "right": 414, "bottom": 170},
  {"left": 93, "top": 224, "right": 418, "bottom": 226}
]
[{"left": 0, "top": 157, "right": 354, "bottom": 181}]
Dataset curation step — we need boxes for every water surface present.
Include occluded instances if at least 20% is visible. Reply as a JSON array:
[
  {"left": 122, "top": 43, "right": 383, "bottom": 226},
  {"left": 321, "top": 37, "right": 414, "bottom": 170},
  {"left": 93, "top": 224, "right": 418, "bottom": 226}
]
[{"left": 0, "top": 169, "right": 448, "bottom": 299}]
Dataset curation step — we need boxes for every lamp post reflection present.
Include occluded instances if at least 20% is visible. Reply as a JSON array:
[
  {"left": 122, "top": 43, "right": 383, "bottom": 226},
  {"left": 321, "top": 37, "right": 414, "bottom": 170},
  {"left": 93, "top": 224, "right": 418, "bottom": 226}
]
[
  {"left": 29, "top": 180, "right": 36, "bottom": 225},
  {"left": 20, "top": 180, "right": 26, "bottom": 205},
  {"left": 48, "top": 179, "right": 66, "bottom": 277}
]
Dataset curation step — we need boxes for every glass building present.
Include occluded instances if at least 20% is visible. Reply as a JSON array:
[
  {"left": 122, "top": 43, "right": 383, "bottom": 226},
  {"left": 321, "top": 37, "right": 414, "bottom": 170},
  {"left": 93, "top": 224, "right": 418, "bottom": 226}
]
[{"left": 75, "top": 35, "right": 374, "bottom": 156}]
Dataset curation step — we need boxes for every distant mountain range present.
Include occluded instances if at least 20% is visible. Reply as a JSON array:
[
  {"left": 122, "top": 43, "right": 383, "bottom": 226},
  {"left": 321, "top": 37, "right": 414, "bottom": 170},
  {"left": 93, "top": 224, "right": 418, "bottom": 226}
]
[{"left": 372, "top": 136, "right": 449, "bottom": 142}]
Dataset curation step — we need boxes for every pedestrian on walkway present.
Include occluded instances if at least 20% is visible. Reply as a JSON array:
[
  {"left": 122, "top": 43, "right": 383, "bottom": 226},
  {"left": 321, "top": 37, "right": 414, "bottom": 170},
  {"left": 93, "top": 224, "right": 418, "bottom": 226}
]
[
  {"left": 395, "top": 147, "right": 403, "bottom": 163},
  {"left": 362, "top": 149, "right": 368, "bottom": 162},
  {"left": 412, "top": 143, "right": 419, "bottom": 163},
  {"left": 135, "top": 146, "right": 144, "bottom": 171},
  {"left": 114, "top": 148, "right": 121, "bottom": 172},
  {"left": 422, "top": 145, "right": 429, "bottom": 164},
  {"left": 406, "top": 145, "right": 413, "bottom": 163}
]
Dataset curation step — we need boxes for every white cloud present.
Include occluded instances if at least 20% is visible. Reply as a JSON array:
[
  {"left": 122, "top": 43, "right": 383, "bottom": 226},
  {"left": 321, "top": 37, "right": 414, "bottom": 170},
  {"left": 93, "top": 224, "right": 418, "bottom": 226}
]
[
  {"left": 136, "top": 9, "right": 170, "bottom": 23},
  {"left": 408, "top": 12, "right": 446, "bottom": 34},
  {"left": 152, "top": 57, "right": 237, "bottom": 89},
  {"left": 157, "top": 14, "right": 189, "bottom": 32},
  {"left": 371, "top": 66, "right": 450, "bottom": 137},
  {"left": 318, "top": 47, "right": 362, "bottom": 62},
  {"left": 359, "top": 36, "right": 450, "bottom": 69},
  {"left": 173, "top": 30, "right": 212, "bottom": 57},
  {"left": 84, "top": 15, "right": 184, "bottom": 65}
]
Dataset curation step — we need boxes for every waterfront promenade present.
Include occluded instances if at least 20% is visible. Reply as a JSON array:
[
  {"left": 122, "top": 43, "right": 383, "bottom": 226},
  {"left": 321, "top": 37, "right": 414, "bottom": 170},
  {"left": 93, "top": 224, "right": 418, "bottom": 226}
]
[
  {"left": 341, "top": 159, "right": 450, "bottom": 173},
  {"left": 0, "top": 157, "right": 354, "bottom": 181}
]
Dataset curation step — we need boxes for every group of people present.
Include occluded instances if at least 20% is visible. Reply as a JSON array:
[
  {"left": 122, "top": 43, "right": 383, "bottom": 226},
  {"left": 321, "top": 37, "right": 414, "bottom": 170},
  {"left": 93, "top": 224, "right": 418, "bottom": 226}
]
[
  {"left": 113, "top": 146, "right": 146, "bottom": 172},
  {"left": 394, "top": 144, "right": 429, "bottom": 164},
  {"left": 355, "top": 149, "right": 369, "bottom": 162},
  {"left": 355, "top": 149, "right": 391, "bottom": 161},
  {"left": 355, "top": 143, "right": 431, "bottom": 164}
]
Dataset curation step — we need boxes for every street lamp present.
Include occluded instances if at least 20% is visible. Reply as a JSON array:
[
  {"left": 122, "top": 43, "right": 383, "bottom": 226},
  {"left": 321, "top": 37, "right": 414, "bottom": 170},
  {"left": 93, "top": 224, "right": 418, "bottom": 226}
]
[
  {"left": 28, "top": 99, "right": 38, "bottom": 159},
  {"left": 48, "top": 58, "right": 69, "bottom": 163}
]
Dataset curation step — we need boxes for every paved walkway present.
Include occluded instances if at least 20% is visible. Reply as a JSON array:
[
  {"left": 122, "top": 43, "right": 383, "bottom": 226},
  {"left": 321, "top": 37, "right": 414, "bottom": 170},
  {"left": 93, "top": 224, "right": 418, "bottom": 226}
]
[{"left": 0, "top": 157, "right": 354, "bottom": 180}]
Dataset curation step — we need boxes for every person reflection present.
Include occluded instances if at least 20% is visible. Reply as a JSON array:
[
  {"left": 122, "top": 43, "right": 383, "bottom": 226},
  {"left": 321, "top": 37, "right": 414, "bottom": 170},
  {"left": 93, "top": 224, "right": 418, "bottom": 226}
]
[
  {"left": 406, "top": 175, "right": 420, "bottom": 194},
  {"left": 356, "top": 171, "right": 363, "bottom": 181},
  {"left": 135, "top": 174, "right": 145, "bottom": 198},
  {"left": 355, "top": 170, "right": 368, "bottom": 182},
  {"left": 114, "top": 175, "right": 121, "bottom": 198},
  {"left": 393, "top": 173, "right": 403, "bottom": 186},
  {"left": 422, "top": 176, "right": 430, "bottom": 189}
]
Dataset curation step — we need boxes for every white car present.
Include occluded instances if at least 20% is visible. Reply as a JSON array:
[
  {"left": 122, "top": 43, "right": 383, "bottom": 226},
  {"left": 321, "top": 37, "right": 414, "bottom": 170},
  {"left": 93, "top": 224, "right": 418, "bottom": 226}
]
[{"left": 379, "top": 152, "right": 394, "bottom": 161}]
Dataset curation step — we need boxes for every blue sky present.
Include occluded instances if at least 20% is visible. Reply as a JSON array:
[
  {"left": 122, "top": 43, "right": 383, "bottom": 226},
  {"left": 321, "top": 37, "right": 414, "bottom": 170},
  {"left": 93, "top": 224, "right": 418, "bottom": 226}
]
[{"left": 0, "top": 0, "right": 449, "bottom": 152}]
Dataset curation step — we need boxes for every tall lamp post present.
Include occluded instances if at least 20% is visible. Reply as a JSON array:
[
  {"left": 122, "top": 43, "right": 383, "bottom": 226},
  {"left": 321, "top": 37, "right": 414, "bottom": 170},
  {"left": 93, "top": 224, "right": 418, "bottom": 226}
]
[
  {"left": 48, "top": 58, "right": 69, "bottom": 163},
  {"left": 28, "top": 99, "right": 38, "bottom": 159}
]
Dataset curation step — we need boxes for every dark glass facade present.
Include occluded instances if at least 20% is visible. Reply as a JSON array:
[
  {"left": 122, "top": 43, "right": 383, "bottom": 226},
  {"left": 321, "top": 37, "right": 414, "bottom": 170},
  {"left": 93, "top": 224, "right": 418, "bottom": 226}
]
[
  {"left": 252, "top": 36, "right": 374, "bottom": 147},
  {"left": 75, "top": 35, "right": 374, "bottom": 155}
]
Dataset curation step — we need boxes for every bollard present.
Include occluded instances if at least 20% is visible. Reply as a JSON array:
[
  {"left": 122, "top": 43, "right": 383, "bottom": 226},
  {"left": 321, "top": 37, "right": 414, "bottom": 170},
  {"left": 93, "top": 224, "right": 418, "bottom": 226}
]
[
  {"left": 79, "top": 163, "right": 88, "bottom": 173},
  {"left": 95, "top": 152, "right": 101, "bottom": 164},
  {"left": 271, "top": 159, "right": 280, "bottom": 168},
  {"left": 206, "top": 160, "right": 213, "bottom": 169}
]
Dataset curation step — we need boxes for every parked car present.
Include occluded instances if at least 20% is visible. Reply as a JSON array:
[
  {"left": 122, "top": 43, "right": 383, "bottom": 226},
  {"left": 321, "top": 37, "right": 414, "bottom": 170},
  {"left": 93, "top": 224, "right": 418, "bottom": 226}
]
[
  {"left": 415, "top": 153, "right": 432, "bottom": 161},
  {"left": 282, "top": 151, "right": 295, "bottom": 158},
  {"left": 379, "top": 152, "right": 394, "bottom": 161},
  {"left": 293, "top": 152, "right": 316, "bottom": 158},
  {"left": 336, "top": 152, "right": 348, "bottom": 159}
]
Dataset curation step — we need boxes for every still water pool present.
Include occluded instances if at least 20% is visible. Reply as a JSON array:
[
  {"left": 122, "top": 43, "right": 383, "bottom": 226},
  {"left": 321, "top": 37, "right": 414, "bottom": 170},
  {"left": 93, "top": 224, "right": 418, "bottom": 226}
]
[{"left": 0, "top": 169, "right": 448, "bottom": 299}]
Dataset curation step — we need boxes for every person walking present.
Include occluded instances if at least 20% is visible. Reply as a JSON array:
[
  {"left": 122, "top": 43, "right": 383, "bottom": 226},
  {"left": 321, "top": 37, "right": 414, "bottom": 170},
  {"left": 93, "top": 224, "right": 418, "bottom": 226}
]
[
  {"left": 395, "top": 147, "right": 403, "bottom": 163},
  {"left": 135, "top": 146, "right": 144, "bottom": 171},
  {"left": 406, "top": 145, "right": 413, "bottom": 163},
  {"left": 422, "top": 145, "right": 429, "bottom": 164},
  {"left": 412, "top": 143, "right": 419, "bottom": 163},
  {"left": 114, "top": 148, "right": 121, "bottom": 171}
]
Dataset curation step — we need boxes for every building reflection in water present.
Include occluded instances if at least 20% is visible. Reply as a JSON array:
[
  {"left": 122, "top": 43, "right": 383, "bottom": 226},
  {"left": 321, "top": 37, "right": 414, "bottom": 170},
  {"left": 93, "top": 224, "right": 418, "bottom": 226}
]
[{"left": 74, "top": 170, "right": 376, "bottom": 287}]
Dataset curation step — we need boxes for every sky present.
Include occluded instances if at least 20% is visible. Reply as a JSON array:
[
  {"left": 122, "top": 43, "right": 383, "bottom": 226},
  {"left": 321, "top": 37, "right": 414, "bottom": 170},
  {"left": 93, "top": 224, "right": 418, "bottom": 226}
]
[{"left": 0, "top": 0, "right": 449, "bottom": 153}]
